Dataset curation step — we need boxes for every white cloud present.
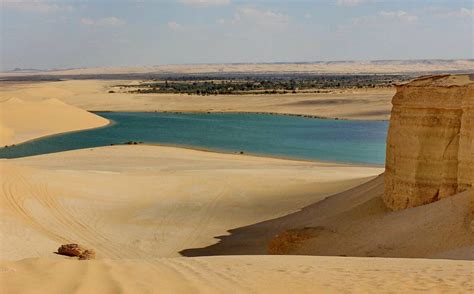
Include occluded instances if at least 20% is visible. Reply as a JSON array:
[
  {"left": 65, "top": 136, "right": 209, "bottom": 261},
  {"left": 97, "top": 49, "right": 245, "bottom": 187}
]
[
  {"left": 379, "top": 10, "right": 418, "bottom": 24},
  {"left": 438, "top": 7, "right": 474, "bottom": 18},
  {"left": 2, "top": 0, "right": 73, "bottom": 13},
  {"left": 352, "top": 10, "right": 418, "bottom": 26},
  {"left": 426, "top": 6, "right": 474, "bottom": 19},
  {"left": 453, "top": 7, "right": 473, "bottom": 18},
  {"left": 179, "top": 0, "right": 230, "bottom": 6},
  {"left": 80, "top": 17, "right": 126, "bottom": 27},
  {"left": 336, "top": 0, "right": 368, "bottom": 7},
  {"left": 167, "top": 21, "right": 182, "bottom": 31},
  {"left": 233, "top": 6, "right": 289, "bottom": 29}
]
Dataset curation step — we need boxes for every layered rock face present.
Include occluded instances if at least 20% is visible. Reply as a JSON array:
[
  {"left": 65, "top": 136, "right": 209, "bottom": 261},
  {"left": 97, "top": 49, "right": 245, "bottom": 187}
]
[{"left": 384, "top": 74, "right": 473, "bottom": 210}]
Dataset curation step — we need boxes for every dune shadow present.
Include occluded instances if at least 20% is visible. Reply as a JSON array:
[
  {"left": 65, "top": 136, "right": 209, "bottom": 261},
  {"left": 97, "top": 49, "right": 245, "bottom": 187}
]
[
  {"left": 180, "top": 175, "right": 386, "bottom": 257},
  {"left": 181, "top": 173, "right": 472, "bottom": 259}
]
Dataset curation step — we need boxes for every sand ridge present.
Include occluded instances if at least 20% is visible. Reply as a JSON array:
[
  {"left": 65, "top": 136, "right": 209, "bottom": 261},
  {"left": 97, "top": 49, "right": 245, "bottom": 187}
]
[
  {"left": 0, "top": 98, "right": 109, "bottom": 146},
  {"left": 0, "top": 145, "right": 383, "bottom": 260}
]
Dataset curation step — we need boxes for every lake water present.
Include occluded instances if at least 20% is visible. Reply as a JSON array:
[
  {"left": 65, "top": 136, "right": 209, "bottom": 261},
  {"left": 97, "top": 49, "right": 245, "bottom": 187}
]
[{"left": 0, "top": 112, "right": 388, "bottom": 164}]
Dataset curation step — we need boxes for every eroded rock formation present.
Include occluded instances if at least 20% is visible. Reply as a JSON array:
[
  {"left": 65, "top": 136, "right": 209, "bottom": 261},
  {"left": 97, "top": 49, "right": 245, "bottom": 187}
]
[
  {"left": 384, "top": 74, "right": 473, "bottom": 210},
  {"left": 57, "top": 244, "right": 96, "bottom": 260}
]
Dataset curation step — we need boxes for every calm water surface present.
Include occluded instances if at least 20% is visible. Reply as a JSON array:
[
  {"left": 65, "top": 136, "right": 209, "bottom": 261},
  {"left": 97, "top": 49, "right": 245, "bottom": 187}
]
[{"left": 0, "top": 112, "right": 388, "bottom": 164}]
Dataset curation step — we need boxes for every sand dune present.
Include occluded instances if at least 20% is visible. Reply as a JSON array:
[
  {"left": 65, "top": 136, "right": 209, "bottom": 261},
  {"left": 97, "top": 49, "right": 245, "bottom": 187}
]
[
  {"left": 183, "top": 175, "right": 472, "bottom": 260},
  {"left": 0, "top": 80, "right": 395, "bottom": 120},
  {"left": 1, "top": 256, "right": 472, "bottom": 294},
  {"left": 0, "top": 146, "right": 471, "bottom": 293},
  {"left": 0, "top": 98, "right": 108, "bottom": 146},
  {"left": 0, "top": 146, "right": 383, "bottom": 260}
]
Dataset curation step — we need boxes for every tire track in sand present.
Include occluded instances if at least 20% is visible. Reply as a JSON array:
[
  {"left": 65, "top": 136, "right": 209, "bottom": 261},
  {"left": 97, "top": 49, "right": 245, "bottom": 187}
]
[{"left": 1, "top": 163, "right": 130, "bottom": 258}]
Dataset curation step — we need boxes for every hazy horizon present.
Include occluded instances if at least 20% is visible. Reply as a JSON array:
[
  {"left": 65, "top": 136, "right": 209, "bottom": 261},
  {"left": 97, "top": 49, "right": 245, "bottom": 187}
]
[
  {"left": 3, "top": 58, "right": 473, "bottom": 72},
  {"left": 1, "top": 0, "right": 473, "bottom": 70}
]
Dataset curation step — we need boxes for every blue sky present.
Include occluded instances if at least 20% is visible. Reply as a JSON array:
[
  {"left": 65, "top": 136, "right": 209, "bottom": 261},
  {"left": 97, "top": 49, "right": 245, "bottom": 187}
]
[{"left": 1, "top": 0, "right": 473, "bottom": 70}]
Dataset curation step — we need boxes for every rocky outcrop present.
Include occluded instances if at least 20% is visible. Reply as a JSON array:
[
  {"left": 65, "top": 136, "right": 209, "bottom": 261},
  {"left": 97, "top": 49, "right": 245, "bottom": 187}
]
[
  {"left": 384, "top": 74, "right": 473, "bottom": 210},
  {"left": 57, "top": 244, "right": 96, "bottom": 260}
]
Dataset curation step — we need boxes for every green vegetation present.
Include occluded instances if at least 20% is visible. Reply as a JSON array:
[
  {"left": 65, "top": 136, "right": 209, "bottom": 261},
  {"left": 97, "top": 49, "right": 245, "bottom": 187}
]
[{"left": 116, "top": 74, "right": 409, "bottom": 96}]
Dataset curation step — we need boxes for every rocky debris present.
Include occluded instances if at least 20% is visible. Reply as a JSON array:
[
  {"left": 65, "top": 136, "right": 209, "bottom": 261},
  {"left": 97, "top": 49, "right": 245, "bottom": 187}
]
[
  {"left": 78, "top": 250, "right": 96, "bottom": 260},
  {"left": 57, "top": 244, "right": 84, "bottom": 256},
  {"left": 267, "top": 227, "right": 334, "bottom": 255},
  {"left": 384, "top": 74, "right": 473, "bottom": 210},
  {"left": 124, "top": 141, "right": 143, "bottom": 145},
  {"left": 57, "top": 244, "right": 96, "bottom": 260}
]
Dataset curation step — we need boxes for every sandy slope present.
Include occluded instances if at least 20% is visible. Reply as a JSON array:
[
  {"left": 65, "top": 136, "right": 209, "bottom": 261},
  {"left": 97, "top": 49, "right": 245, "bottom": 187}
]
[
  {"left": 0, "top": 146, "right": 383, "bottom": 260},
  {"left": 184, "top": 175, "right": 472, "bottom": 260},
  {"left": 0, "top": 80, "right": 395, "bottom": 120},
  {"left": 0, "top": 98, "right": 108, "bottom": 146},
  {"left": 1, "top": 256, "right": 472, "bottom": 294},
  {"left": 0, "top": 146, "right": 472, "bottom": 293}
]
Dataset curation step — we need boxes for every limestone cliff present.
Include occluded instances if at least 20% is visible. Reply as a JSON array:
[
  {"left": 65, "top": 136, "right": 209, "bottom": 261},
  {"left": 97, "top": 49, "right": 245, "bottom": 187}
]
[{"left": 384, "top": 74, "right": 473, "bottom": 210}]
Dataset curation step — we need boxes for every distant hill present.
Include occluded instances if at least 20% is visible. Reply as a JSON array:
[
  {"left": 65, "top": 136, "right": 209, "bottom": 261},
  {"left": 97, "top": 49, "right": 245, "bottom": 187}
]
[{"left": 1, "top": 59, "right": 473, "bottom": 79}]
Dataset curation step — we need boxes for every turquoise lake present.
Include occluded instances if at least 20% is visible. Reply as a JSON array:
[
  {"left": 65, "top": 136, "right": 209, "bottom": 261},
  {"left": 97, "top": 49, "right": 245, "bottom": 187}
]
[{"left": 0, "top": 112, "right": 388, "bottom": 164}]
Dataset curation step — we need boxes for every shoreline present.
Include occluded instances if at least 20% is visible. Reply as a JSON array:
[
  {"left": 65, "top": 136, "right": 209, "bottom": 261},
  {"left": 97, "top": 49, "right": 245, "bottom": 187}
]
[
  {"left": 1, "top": 112, "right": 385, "bottom": 167},
  {"left": 1, "top": 139, "right": 385, "bottom": 168},
  {"left": 93, "top": 109, "right": 390, "bottom": 122},
  {"left": 0, "top": 79, "right": 395, "bottom": 121},
  {"left": 143, "top": 142, "right": 385, "bottom": 168},
  {"left": 0, "top": 98, "right": 111, "bottom": 147},
  {"left": 0, "top": 117, "right": 115, "bottom": 149}
]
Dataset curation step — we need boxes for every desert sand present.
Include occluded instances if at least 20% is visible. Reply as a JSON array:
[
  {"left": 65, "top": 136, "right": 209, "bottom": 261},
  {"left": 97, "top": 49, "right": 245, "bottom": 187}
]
[
  {"left": 1, "top": 145, "right": 472, "bottom": 293},
  {"left": 192, "top": 175, "right": 472, "bottom": 260},
  {"left": 0, "top": 80, "right": 395, "bottom": 120},
  {"left": 1, "top": 256, "right": 472, "bottom": 294},
  {"left": 0, "top": 97, "right": 108, "bottom": 146},
  {"left": 0, "top": 83, "right": 472, "bottom": 293},
  {"left": 0, "top": 145, "right": 383, "bottom": 260}
]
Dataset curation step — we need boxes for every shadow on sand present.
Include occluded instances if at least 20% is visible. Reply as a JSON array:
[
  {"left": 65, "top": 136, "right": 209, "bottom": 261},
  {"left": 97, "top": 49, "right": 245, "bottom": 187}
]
[{"left": 180, "top": 174, "right": 472, "bottom": 259}]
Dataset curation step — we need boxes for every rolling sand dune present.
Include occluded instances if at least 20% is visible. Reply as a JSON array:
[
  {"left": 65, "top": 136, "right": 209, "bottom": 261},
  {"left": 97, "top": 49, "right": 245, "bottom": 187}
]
[
  {"left": 0, "top": 98, "right": 108, "bottom": 146},
  {"left": 0, "top": 146, "right": 382, "bottom": 260},
  {"left": 0, "top": 80, "right": 395, "bottom": 120},
  {"left": 0, "top": 146, "right": 472, "bottom": 293}
]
